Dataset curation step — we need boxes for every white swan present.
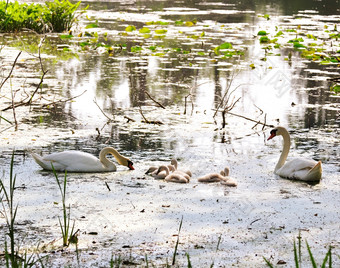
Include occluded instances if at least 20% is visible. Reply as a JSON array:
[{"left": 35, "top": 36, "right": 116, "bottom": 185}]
[
  {"left": 267, "top": 126, "right": 322, "bottom": 182},
  {"left": 198, "top": 167, "right": 237, "bottom": 186},
  {"left": 32, "top": 147, "right": 134, "bottom": 172}
]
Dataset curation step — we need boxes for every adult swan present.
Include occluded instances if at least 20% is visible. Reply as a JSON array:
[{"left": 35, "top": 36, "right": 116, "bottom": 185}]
[
  {"left": 32, "top": 147, "right": 134, "bottom": 172},
  {"left": 267, "top": 126, "right": 322, "bottom": 182}
]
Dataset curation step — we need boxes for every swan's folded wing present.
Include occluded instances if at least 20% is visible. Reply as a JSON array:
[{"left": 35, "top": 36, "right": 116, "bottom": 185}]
[
  {"left": 42, "top": 151, "right": 100, "bottom": 171},
  {"left": 276, "top": 158, "right": 318, "bottom": 180}
]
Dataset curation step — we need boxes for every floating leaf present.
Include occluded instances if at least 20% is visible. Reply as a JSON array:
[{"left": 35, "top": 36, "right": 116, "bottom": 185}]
[
  {"left": 259, "top": 36, "right": 270, "bottom": 43},
  {"left": 86, "top": 22, "right": 99, "bottom": 29},
  {"left": 139, "top": 27, "right": 151, "bottom": 33},
  {"left": 175, "top": 20, "right": 184, "bottom": 25},
  {"left": 275, "top": 30, "right": 283, "bottom": 37},
  {"left": 60, "top": 34, "right": 73, "bottom": 39},
  {"left": 257, "top": 30, "right": 267, "bottom": 36},
  {"left": 131, "top": 46, "right": 142, "bottom": 52},
  {"left": 125, "top": 25, "right": 136, "bottom": 32},
  {"left": 185, "top": 21, "right": 195, "bottom": 27},
  {"left": 219, "top": 42, "right": 233, "bottom": 49},
  {"left": 155, "top": 29, "right": 167, "bottom": 34}
]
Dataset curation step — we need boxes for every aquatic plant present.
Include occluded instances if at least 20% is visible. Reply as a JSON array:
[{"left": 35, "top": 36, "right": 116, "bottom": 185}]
[
  {"left": 0, "top": 153, "right": 41, "bottom": 267},
  {"left": 52, "top": 166, "right": 77, "bottom": 247},
  {"left": 0, "top": 0, "right": 85, "bottom": 33},
  {"left": 263, "top": 233, "right": 333, "bottom": 267},
  {"left": 172, "top": 216, "right": 183, "bottom": 265}
]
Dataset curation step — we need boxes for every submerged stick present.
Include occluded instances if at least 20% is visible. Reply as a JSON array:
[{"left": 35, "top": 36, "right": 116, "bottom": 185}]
[{"left": 0, "top": 51, "right": 22, "bottom": 91}]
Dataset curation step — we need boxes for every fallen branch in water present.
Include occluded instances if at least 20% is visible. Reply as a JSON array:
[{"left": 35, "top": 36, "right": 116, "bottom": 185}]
[
  {"left": 93, "top": 98, "right": 113, "bottom": 122},
  {"left": 144, "top": 90, "right": 165, "bottom": 109},
  {"left": 226, "top": 111, "right": 274, "bottom": 128},
  {"left": 0, "top": 51, "right": 22, "bottom": 91},
  {"left": 139, "top": 107, "right": 163, "bottom": 125}
]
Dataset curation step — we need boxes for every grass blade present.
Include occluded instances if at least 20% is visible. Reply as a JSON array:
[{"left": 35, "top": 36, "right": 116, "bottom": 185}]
[
  {"left": 306, "top": 241, "right": 318, "bottom": 268},
  {"left": 263, "top": 257, "right": 274, "bottom": 268},
  {"left": 172, "top": 216, "right": 183, "bottom": 265}
]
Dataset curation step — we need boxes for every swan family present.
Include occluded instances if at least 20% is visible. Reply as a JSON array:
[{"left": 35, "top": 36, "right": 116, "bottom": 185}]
[{"left": 32, "top": 126, "right": 322, "bottom": 183}]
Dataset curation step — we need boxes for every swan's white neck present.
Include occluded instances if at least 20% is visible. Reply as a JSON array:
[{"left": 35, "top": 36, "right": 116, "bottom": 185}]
[
  {"left": 99, "top": 147, "right": 125, "bottom": 170},
  {"left": 275, "top": 129, "right": 291, "bottom": 172}
]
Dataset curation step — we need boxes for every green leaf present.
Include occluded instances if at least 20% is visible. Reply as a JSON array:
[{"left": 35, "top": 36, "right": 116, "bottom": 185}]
[
  {"left": 259, "top": 36, "right": 270, "bottom": 43},
  {"left": 155, "top": 29, "right": 167, "bottom": 34},
  {"left": 257, "top": 30, "right": 267, "bottom": 36},
  {"left": 60, "top": 34, "right": 73, "bottom": 39},
  {"left": 139, "top": 27, "right": 151, "bottom": 33},
  {"left": 125, "top": 25, "right": 136, "bottom": 32},
  {"left": 86, "top": 23, "right": 99, "bottom": 29}
]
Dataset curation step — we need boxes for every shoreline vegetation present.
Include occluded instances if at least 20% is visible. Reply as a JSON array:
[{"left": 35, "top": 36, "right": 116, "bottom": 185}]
[{"left": 0, "top": 0, "right": 85, "bottom": 33}]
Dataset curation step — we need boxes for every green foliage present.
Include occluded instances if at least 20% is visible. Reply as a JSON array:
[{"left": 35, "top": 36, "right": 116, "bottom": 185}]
[
  {"left": 139, "top": 27, "right": 150, "bottom": 33},
  {"left": 257, "top": 30, "right": 267, "bottom": 36},
  {"left": 155, "top": 29, "right": 167, "bottom": 34},
  {"left": 264, "top": 234, "right": 334, "bottom": 268},
  {"left": 52, "top": 165, "right": 76, "bottom": 247},
  {"left": 0, "top": 0, "right": 84, "bottom": 33},
  {"left": 131, "top": 45, "right": 142, "bottom": 52},
  {"left": 125, "top": 25, "right": 136, "bottom": 32},
  {"left": 259, "top": 36, "right": 270, "bottom": 43}
]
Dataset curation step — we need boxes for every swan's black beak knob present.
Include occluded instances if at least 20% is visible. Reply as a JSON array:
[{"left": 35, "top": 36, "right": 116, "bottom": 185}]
[{"left": 128, "top": 160, "right": 134, "bottom": 170}]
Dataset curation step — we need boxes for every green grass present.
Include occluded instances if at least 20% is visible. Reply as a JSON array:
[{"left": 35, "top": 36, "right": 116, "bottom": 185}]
[
  {"left": 0, "top": 153, "right": 42, "bottom": 267},
  {"left": 52, "top": 165, "right": 77, "bottom": 247},
  {"left": 0, "top": 0, "right": 85, "bottom": 33},
  {"left": 264, "top": 233, "right": 334, "bottom": 267}
]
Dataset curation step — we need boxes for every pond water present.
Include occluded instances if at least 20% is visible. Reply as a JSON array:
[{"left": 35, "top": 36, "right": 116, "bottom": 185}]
[{"left": 0, "top": 0, "right": 339, "bottom": 267}]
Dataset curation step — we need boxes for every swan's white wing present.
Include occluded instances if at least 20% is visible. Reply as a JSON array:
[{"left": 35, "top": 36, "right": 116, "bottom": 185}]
[
  {"left": 42, "top": 151, "right": 103, "bottom": 172},
  {"left": 276, "top": 158, "right": 318, "bottom": 180}
]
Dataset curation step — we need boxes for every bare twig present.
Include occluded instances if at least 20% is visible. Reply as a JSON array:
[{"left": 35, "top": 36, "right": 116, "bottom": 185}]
[
  {"left": 139, "top": 106, "right": 163, "bottom": 125},
  {"left": 10, "top": 87, "right": 18, "bottom": 129},
  {"left": 226, "top": 111, "right": 274, "bottom": 128},
  {"left": 139, "top": 107, "right": 149, "bottom": 123},
  {"left": 124, "top": 115, "right": 136, "bottom": 123},
  {"left": 0, "top": 51, "right": 22, "bottom": 91},
  {"left": 144, "top": 90, "right": 165, "bottom": 109},
  {"left": 93, "top": 98, "right": 113, "bottom": 121}
]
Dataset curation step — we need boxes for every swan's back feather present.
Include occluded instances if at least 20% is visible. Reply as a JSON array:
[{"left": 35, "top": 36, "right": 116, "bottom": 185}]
[
  {"left": 32, "top": 151, "right": 113, "bottom": 172},
  {"left": 276, "top": 158, "right": 322, "bottom": 182}
]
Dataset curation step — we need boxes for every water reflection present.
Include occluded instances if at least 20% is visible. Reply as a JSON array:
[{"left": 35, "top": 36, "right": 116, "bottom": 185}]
[{"left": 1, "top": 0, "right": 339, "bottom": 167}]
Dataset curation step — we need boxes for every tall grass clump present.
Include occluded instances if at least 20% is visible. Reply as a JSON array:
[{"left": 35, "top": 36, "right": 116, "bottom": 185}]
[
  {"left": 0, "top": 0, "right": 85, "bottom": 33},
  {"left": 52, "top": 165, "right": 77, "bottom": 247},
  {"left": 264, "top": 233, "right": 334, "bottom": 268},
  {"left": 0, "top": 153, "right": 40, "bottom": 267}
]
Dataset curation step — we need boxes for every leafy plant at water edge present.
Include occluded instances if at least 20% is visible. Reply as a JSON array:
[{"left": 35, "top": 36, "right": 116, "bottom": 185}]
[
  {"left": 0, "top": 0, "right": 85, "bottom": 33},
  {"left": 52, "top": 165, "right": 76, "bottom": 247}
]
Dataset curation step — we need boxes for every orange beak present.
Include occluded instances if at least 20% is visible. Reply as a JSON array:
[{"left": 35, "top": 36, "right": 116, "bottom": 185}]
[{"left": 267, "top": 133, "right": 276, "bottom": 141}]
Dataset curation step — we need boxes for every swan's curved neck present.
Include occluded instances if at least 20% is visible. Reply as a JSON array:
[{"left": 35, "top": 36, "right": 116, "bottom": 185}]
[
  {"left": 275, "top": 129, "right": 291, "bottom": 172},
  {"left": 99, "top": 147, "right": 125, "bottom": 169}
]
